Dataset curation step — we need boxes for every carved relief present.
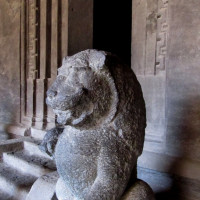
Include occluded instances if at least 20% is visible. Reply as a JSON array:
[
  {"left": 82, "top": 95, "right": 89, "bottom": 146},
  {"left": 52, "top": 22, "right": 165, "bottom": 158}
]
[
  {"left": 27, "top": 0, "right": 39, "bottom": 79},
  {"left": 132, "top": 0, "right": 169, "bottom": 75},
  {"left": 155, "top": 0, "right": 169, "bottom": 73}
]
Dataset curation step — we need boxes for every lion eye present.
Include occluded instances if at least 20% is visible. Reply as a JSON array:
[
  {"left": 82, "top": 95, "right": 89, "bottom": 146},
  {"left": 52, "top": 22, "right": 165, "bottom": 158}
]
[{"left": 57, "top": 75, "right": 66, "bottom": 81}]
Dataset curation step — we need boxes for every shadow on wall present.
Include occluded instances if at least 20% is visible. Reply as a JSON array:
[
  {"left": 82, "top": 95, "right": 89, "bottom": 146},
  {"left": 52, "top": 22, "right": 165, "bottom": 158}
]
[{"left": 155, "top": 97, "right": 200, "bottom": 200}]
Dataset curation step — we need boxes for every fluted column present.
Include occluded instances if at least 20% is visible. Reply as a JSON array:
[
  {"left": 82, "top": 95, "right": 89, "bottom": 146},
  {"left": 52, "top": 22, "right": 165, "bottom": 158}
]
[{"left": 20, "top": 0, "right": 93, "bottom": 129}]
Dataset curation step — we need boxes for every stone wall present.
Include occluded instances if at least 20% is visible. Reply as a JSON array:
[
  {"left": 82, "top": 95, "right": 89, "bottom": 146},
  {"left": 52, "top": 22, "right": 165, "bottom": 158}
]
[
  {"left": 132, "top": 0, "right": 200, "bottom": 199},
  {"left": 0, "top": 0, "right": 93, "bottom": 129},
  {"left": 166, "top": 0, "right": 200, "bottom": 162},
  {"left": 0, "top": 1, "right": 21, "bottom": 124}
]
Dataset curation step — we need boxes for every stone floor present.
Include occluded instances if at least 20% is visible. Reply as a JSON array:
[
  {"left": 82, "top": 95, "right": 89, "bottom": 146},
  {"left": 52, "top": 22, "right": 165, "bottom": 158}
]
[
  {"left": 138, "top": 166, "right": 200, "bottom": 200},
  {"left": 0, "top": 129, "right": 57, "bottom": 200}
]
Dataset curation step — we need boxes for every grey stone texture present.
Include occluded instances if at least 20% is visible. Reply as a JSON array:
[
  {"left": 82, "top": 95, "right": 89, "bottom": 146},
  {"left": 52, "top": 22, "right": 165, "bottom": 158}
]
[{"left": 41, "top": 50, "right": 154, "bottom": 200}]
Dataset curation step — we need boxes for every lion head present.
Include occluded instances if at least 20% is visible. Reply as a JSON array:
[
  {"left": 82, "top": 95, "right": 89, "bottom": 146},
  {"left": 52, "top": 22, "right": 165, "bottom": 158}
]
[
  {"left": 46, "top": 49, "right": 146, "bottom": 155},
  {"left": 46, "top": 50, "right": 118, "bottom": 129}
]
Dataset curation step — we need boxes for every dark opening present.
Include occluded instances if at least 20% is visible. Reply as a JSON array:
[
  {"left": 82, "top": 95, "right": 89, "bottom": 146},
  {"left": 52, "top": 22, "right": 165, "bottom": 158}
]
[{"left": 93, "top": 0, "right": 132, "bottom": 66}]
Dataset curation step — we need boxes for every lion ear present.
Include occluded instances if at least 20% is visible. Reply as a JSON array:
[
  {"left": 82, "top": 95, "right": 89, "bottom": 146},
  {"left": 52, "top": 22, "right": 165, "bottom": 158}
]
[
  {"left": 88, "top": 50, "right": 106, "bottom": 71},
  {"left": 62, "top": 57, "right": 68, "bottom": 65}
]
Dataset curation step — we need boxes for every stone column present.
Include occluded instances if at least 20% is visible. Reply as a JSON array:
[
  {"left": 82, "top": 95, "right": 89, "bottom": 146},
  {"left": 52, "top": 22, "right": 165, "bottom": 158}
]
[{"left": 20, "top": 0, "right": 93, "bottom": 130}]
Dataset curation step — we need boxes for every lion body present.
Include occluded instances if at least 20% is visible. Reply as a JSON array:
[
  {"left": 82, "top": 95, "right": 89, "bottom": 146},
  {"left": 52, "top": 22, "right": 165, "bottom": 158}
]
[{"left": 40, "top": 50, "right": 149, "bottom": 200}]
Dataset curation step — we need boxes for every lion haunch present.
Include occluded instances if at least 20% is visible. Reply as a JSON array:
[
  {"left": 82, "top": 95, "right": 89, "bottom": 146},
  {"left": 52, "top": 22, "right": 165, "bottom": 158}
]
[{"left": 40, "top": 50, "right": 155, "bottom": 200}]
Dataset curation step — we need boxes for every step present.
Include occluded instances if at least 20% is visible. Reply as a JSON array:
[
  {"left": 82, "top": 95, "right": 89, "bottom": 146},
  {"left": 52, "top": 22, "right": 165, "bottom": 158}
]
[
  {"left": 23, "top": 139, "right": 53, "bottom": 159},
  {"left": 2, "top": 150, "right": 56, "bottom": 178},
  {"left": 0, "top": 138, "right": 25, "bottom": 155},
  {"left": 6, "top": 125, "right": 28, "bottom": 137},
  {"left": 0, "top": 163, "right": 37, "bottom": 200}
]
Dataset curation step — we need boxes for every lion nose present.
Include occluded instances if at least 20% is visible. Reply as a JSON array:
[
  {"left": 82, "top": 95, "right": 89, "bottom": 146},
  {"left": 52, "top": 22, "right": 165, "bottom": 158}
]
[{"left": 47, "top": 90, "right": 57, "bottom": 99}]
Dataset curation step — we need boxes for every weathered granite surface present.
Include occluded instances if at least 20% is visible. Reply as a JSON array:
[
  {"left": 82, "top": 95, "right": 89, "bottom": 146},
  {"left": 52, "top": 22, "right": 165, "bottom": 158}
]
[{"left": 40, "top": 49, "right": 154, "bottom": 200}]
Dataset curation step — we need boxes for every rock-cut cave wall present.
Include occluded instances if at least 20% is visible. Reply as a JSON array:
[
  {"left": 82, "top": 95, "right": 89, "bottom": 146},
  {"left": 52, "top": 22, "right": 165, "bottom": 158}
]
[{"left": 0, "top": 1, "right": 21, "bottom": 124}]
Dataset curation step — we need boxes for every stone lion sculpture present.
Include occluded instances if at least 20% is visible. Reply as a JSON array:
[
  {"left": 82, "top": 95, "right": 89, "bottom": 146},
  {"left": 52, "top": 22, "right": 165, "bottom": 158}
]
[{"left": 40, "top": 49, "right": 155, "bottom": 200}]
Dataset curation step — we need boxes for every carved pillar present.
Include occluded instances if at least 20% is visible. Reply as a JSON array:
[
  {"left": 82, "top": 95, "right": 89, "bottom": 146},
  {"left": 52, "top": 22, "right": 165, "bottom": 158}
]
[
  {"left": 132, "top": 0, "right": 169, "bottom": 152},
  {"left": 20, "top": 0, "right": 93, "bottom": 129}
]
